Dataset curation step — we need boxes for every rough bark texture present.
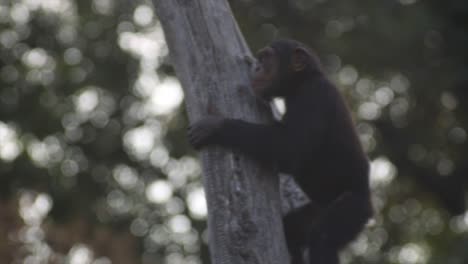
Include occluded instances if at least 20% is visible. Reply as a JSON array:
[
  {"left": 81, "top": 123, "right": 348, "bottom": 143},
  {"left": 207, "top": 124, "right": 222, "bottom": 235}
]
[{"left": 151, "top": 1, "right": 289, "bottom": 264}]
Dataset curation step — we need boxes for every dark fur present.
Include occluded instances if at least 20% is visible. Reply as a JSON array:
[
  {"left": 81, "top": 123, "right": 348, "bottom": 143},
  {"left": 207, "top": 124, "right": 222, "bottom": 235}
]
[{"left": 188, "top": 39, "right": 372, "bottom": 264}]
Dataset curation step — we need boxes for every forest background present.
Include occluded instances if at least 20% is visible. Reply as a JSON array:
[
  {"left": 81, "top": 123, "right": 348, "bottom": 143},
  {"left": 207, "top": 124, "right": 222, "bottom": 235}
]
[{"left": 0, "top": 0, "right": 468, "bottom": 263}]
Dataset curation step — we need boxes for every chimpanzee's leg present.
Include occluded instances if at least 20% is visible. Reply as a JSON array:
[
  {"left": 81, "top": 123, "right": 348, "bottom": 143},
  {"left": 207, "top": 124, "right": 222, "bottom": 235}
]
[
  {"left": 283, "top": 202, "right": 321, "bottom": 264},
  {"left": 307, "top": 192, "right": 373, "bottom": 264}
]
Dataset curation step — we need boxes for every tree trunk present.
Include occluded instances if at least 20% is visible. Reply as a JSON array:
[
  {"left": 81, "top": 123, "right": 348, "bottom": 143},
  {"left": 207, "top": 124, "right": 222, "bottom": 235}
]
[{"left": 151, "top": 1, "right": 289, "bottom": 264}]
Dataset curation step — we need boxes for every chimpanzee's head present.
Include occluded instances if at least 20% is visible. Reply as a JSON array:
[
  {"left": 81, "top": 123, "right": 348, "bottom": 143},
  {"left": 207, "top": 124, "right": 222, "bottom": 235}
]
[{"left": 251, "top": 39, "right": 322, "bottom": 99}]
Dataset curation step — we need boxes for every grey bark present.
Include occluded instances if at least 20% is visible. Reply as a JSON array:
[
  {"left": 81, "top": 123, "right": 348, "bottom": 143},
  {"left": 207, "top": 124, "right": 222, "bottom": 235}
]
[{"left": 151, "top": 1, "right": 289, "bottom": 264}]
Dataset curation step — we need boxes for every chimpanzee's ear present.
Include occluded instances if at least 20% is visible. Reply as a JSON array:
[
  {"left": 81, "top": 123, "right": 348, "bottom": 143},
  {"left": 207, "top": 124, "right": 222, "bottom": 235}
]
[{"left": 291, "top": 47, "right": 309, "bottom": 72}]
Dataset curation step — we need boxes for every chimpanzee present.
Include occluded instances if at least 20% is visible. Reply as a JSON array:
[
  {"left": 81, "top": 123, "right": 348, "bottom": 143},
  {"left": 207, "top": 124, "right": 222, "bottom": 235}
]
[{"left": 188, "top": 39, "right": 373, "bottom": 264}]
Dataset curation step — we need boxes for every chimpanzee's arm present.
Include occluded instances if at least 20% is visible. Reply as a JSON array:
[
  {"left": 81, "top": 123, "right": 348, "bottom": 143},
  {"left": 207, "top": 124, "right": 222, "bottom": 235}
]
[
  {"left": 188, "top": 81, "right": 335, "bottom": 168},
  {"left": 188, "top": 117, "right": 294, "bottom": 165},
  {"left": 213, "top": 120, "right": 289, "bottom": 163}
]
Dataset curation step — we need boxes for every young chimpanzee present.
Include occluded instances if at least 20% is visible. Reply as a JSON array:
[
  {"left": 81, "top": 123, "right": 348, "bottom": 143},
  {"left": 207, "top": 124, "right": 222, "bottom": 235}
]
[{"left": 188, "top": 39, "right": 373, "bottom": 264}]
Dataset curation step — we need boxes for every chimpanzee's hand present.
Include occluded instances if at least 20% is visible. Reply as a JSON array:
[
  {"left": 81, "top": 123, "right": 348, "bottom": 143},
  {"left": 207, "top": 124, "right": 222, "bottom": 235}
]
[{"left": 188, "top": 116, "right": 225, "bottom": 149}]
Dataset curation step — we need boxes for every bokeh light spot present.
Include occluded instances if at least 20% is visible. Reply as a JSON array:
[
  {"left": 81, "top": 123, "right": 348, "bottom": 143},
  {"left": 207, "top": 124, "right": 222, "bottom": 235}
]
[
  {"left": 339, "top": 65, "right": 359, "bottom": 86},
  {"left": 390, "top": 74, "right": 410, "bottom": 94},
  {"left": 370, "top": 157, "right": 396, "bottom": 188},
  {"left": 273, "top": 98, "right": 286, "bottom": 116},
  {"left": 440, "top": 92, "right": 457, "bottom": 110},
  {"left": 64, "top": 47, "right": 83, "bottom": 65},
  {"left": 186, "top": 187, "right": 207, "bottom": 219},
  {"left": 150, "top": 146, "right": 170, "bottom": 168},
  {"left": 355, "top": 78, "right": 374, "bottom": 97},
  {"left": 375, "top": 86, "right": 394, "bottom": 106},
  {"left": 147, "top": 77, "right": 184, "bottom": 116},
  {"left": 448, "top": 127, "right": 466, "bottom": 144},
  {"left": 74, "top": 88, "right": 99, "bottom": 114},
  {"left": 0, "top": 122, "right": 22, "bottom": 161},
  {"left": 69, "top": 244, "right": 93, "bottom": 264},
  {"left": 134, "top": 5, "right": 154, "bottom": 27},
  {"left": 398, "top": 243, "right": 428, "bottom": 264},
  {"left": 358, "top": 102, "right": 381, "bottom": 120},
  {"left": 11, "top": 3, "right": 30, "bottom": 24},
  {"left": 146, "top": 180, "right": 173, "bottom": 204},
  {"left": 168, "top": 215, "right": 191, "bottom": 234},
  {"left": 130, "top": 218, "right": 149, "bottom": 237},
  {"left": 19, "top": 192, "right": 52, "bottom": 225},
  {"left": 113, "top": 164, "right": 139, "bottom": 189},
  {"left": 22, "top": 48, "right": 48, "bottom": 68},
  {"left": 92, "top": 0, "right": 114, "bottom": 15},
  {"left": 123, "top": 125, "right": 159, "bottom": 160},
  {"left": 437, "top": 158, "right": 454, "bottom": 176}
]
